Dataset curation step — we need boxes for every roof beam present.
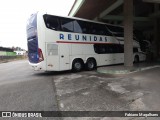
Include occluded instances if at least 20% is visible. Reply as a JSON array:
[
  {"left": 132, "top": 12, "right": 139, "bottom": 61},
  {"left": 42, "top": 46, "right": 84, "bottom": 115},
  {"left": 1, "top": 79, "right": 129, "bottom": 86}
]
[
  {"left": 143, "top": 0, "right": 160, "bottom": 3},
  {"left": 102, "top": 15, "right": 150, "bottom": 21},
  {"left": 94, "top": 0, "right": 124, "bottom": 20},
  {"left": 68, "top": 0, "right": 85, "bottom": 16}
]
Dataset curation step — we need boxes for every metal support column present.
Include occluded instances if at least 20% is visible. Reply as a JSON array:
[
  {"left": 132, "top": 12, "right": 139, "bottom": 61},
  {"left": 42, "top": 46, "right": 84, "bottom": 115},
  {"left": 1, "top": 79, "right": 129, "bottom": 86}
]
[
  {"left": 124, "top": 0, "right": 133, "bottom": 67},
  {"left": 153, "top": 4, "right": 159, "bottom": 60},
  {"left": 153, "top": 19, "right": 158, "bottom": 60}
]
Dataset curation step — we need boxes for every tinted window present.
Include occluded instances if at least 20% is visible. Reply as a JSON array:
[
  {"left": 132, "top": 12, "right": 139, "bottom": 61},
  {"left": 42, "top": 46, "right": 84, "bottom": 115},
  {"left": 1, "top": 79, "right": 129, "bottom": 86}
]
[
  {"left": 118, "top": 45, "right": 124, "bottom": 53},
  {"left": 106, "top": 25, "right": 124, "bottom": 37},
  {"left": 106, "top": 25, "right": 124, "bottom": 33},
  {"left": 99, "top": 45, "right": 106, "bottom": 53},
  {"left": 105, "top": 45, "right": 114, "bottom": 53},
  {"left": 115, "top": 33, "right": 124, "bottom": 37},
  {"left": 43, "top": 15, "right": 60, "bottom": 30},
  {"left": 90, "top": 23, "right": 107, "bottom": 35},
  {"left": 27, "top": 13, "right": 37, "bottom": 29},
  {"left": 61, "top": 18, "right": 74, "bottom": 32},
  {"left": 74, "top": 20, "right": 89, "bottom": 34},
  {"left": 94, "top": 44, "right": 124, "bottom": 54}
]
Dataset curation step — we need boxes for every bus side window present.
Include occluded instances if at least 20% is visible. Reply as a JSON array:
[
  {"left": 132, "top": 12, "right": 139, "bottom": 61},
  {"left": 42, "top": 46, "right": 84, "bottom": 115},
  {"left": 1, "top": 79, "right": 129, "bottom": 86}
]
[
  {"left": 74, "top": 20, "right": 89, "bottom": 34},
  {"left": 61, "top": 18, "right": 74, "bottom": 32},
  {"left": 94, "top": 44, "right": 101, "bottom": 54},
  {"left": 118, "top": 45, "right": 124, "bottom": 53},
  {"left": 94, "top": 44, "right": 107, "bottom": 54},
  {"left": 74, "top": 20, "right": 82, "bottom": 33},
  {"left": 106, "top": 44, "right": 118, "bottom": 53},
  {"left": 106, "top": 25, "right": 124, "bottom": 37},
  {"left": 99, "top": 45, "right": 106, "bottom": 54},
  {"left": 94, "top": 44, "right": 124, "bottom": 54},
  {"left": 43, "top": 15, "right": 60, "bottom": 31},
  {"left": 107, "top": 45, "right": 114, "bottom": 53},
  {"left": 90, "top": 23, "right": 107, "bottom": 35}
]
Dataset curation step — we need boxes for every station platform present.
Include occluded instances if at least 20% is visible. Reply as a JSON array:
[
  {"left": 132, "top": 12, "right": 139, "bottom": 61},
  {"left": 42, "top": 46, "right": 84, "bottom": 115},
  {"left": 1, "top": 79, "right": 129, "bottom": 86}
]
[{"left": 97, "top": 62, "right": 160, "bottom": 74}]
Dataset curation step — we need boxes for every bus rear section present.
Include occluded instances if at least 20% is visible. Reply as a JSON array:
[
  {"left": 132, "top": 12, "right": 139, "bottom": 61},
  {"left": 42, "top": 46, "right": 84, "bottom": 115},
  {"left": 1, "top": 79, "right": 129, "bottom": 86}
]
[{"left": 27, "top": 13, "right": 44, "bottom": 70}]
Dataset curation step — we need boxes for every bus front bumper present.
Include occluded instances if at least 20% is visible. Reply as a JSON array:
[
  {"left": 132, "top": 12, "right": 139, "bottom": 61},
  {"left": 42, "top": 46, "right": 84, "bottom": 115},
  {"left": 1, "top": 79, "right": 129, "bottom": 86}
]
[{"left": 29, "top": 62, "right": 45, "bottom": 71}]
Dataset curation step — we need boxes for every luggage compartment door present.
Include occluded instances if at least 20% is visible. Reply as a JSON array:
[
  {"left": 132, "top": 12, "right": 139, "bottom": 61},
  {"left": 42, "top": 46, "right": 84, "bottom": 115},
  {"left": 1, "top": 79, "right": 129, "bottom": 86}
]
[
  {"left": 46, "top": 43, "right": 59, "bottom": 71},
  {"left": 59, "top": 43, "right": 70, "bottom": 71}
]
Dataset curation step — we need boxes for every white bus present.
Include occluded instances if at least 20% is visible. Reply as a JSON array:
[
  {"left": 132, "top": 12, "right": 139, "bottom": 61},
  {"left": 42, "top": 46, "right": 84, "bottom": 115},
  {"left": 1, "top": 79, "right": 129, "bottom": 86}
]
[{"left": 26, "top": 12, "right": 146, "bottom": 72}]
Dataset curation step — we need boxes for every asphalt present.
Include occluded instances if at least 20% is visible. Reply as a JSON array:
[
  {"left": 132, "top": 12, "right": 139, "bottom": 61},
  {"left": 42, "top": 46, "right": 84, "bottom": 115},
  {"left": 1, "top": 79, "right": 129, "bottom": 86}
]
[
  {"left": 0, "top": 60, "right": 61, "bottom": 120},
  {"left": 0, "top": 60, "right": 160, "bottom": 120},
  {"left": 54, "top": 64, "right": 160, "bottom": 120}
]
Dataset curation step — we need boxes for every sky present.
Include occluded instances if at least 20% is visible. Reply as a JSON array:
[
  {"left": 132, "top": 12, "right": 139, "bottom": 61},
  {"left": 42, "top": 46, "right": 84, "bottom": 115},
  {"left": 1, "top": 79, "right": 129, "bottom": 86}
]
[{"left": 0, "top": 0, "right": 75, "bottom": 50}]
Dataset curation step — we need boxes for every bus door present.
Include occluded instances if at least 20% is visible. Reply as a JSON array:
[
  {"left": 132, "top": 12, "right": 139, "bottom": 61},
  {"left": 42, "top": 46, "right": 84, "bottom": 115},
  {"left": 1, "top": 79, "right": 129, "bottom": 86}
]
[
  {"left": 59, "top": 44, "right": 70, "bottom": 70},
  {"left": 46, "top": 43, "right": 60, "bottom": 71}
]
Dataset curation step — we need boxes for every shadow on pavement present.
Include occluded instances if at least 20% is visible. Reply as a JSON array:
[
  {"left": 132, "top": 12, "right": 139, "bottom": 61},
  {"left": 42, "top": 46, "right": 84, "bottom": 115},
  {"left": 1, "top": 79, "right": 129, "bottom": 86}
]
[{"left": 33, "top": 70, "right": 73, "bottom": 76}]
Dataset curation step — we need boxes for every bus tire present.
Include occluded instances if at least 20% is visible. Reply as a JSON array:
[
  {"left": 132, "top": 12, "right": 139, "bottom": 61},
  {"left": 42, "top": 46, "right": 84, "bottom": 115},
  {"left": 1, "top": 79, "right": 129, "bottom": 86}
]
[
  {"left": 134, "top": 55, "right": 139, "bottom": 63},
  {"left": 72, "top": 59, "right": 84, "bottom": 72},
  {"left": 85, "top": 58, "right": 97, "bottom": 71}
]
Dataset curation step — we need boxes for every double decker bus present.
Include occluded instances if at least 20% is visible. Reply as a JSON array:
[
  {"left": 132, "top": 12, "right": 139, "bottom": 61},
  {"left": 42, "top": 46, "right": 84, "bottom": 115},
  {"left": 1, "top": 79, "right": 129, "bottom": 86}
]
[{"left": 26, "top": 12, "right": 146, "bottom": 72}]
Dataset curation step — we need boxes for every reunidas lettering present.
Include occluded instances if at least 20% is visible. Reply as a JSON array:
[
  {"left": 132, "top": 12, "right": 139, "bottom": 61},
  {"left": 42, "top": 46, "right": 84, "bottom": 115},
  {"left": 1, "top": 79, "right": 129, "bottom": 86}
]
[{"left": 59, "top": 33, "right": 108, "bottom": 42}]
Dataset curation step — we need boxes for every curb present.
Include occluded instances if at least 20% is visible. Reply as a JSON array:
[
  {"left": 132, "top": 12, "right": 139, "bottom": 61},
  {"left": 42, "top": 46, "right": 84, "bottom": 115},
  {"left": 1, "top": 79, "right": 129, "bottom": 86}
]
[
  {"left": 97, "top": 65, "right": 160, "bottom": 75},
  {"left": 0, "top": 58, "right": 27, "bottom": 64},
  {"left": 0, "top": 60, "right": 9, "bottom": 63}
]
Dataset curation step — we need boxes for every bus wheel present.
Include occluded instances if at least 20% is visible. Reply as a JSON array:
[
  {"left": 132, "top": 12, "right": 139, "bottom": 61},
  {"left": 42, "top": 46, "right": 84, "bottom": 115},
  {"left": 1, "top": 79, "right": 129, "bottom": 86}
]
[
  {"left": 72, "top": 59, "right": 83, "bottom": 72},
  {"left": 85, "top": 58, "right": 96, "bottom": 71},
  {"left": 134, "top": 55, "right": 139, "bottom": 63}
]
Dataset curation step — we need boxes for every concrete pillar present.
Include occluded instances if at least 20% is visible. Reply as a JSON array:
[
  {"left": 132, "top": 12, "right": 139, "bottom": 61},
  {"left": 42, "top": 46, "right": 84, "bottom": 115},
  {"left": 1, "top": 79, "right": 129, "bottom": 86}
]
[
  {"left": 153, "top": 19, "right": 158, "bottom": 60},
  {"left": 153, "top": 4, "right": 159, "bottom": 60},
  {"left": 124, "top": 0, "right": 133, "bottom": 67}
]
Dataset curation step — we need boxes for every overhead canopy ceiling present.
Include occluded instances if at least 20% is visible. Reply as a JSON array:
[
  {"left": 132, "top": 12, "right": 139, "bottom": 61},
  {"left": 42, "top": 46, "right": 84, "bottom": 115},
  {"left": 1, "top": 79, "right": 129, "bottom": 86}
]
[
  {"left": 68, "top": 0, "right": 160, "bottom": 30},
  {"left": 72, "top": 0, "right": 117, "bottom": 19},
  {"left": 143, "top": 0, "right": 160, "bottom": 3},
  {"left": 69, "top": 0, "right": 159, "bottom": 20}
]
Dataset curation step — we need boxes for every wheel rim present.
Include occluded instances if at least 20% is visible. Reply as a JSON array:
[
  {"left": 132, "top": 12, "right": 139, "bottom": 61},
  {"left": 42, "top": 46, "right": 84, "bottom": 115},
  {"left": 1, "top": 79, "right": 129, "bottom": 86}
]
[
  {"left": 74, "top": 62, "right": 81, "bottom": 70},
  {"left": 88, "top": 61, "right": 94, "bottom": 69}
]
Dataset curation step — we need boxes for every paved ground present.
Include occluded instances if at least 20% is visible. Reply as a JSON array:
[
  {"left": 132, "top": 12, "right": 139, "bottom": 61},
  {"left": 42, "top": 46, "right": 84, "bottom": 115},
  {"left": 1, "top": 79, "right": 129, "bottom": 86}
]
[
  {"left": 54, "top": 69, "right": 160, "bottom": 120},
  {"left": 0, "top": 60, "right": 160, "bottom": 120},
  {"left": 0, "top": 60, "right": 60, "bottom": 120},
  {"left": 97, "top": 62, "right": 160, "bottom": 74}
]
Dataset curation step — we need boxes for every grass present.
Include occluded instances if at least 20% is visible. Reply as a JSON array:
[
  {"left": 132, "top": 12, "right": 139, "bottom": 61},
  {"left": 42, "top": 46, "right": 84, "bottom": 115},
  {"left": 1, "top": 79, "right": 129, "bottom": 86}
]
[{"left": 0, "top": 56, "right": 27, "bottom": 63}]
